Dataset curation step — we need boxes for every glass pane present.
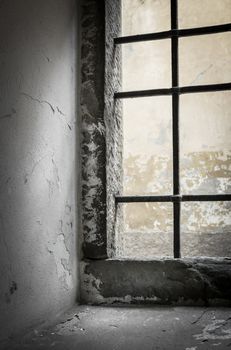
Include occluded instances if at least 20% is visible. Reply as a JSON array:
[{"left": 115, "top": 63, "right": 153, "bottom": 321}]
[
  {"left": 179, "top": 33, "right": 231, "bottom": 86},
  {"left": 123, "top": 97, "right": 172, "bottom": 195},
  {"left": 182, "top": 202, "right": 231, "bottom": 257},
  {"left": 122, "top": 40, "right": 171, "bottom": 91},
  {"left": 117, "top": 203, "right": 173, "bottom": 258},
  {"left": 180, "top": 91, "right": 231, "bottom": 195},
  {"left": 122, "top": 0, "right": 170, "bottom": 36},
  {"left": 179, "top": 0, "right": 231, "bottom": 29}
]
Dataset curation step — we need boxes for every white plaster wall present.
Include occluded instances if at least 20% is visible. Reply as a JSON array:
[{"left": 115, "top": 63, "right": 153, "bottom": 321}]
[{"left": 0, "top": 0, "right": 79, "bottom": 341}]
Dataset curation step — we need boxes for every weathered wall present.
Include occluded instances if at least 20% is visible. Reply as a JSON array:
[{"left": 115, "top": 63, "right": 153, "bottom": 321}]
[
  {"left": 0, "top": 0, "right": 79, "bottom": 341},
  {"left": 120, "top": 0, "right": 231, "bottom": 258},
  {"left": 79, "top": 0, "right": 231, "bottom": 306},
  {"left": 105, "top": 0, "right": 123, "bottom": 257},
  {"left": 81, "top": 0, "right": 107, "bottom": 259},
  {"left": 81, "top": 0, "right": 122, "bottom": 259}
]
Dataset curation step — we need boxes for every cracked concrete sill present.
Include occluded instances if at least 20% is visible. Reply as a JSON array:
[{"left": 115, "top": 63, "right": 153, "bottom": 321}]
[{"left": 80, "top": 258, "right": 231, "bottom": 306}]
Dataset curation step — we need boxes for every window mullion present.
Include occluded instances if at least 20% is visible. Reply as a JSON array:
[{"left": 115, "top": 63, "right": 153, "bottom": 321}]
[{"left": 171, "top": 0, "right": 181, "bottom": 258}]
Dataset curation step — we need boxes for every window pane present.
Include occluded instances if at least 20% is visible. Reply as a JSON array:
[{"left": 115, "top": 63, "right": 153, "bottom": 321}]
[
  {"left": 123, "top": 97, "right": 172, "bottom": 196},
  {"left": 179, "top": 0, "right": 231, "bottom": 29},
  {"left": 117, "top": 203, "right": 173, "bottom": 258},
  {"left": 179, "top": 33, "right": 231, "bottom": 86},
  {"left": 122, "top": 0, "right": 170, "bottom": 36},
  {"left": 180, "top": 91, "right": 231, "bottom": 195},
  {"left": 122, "top": 40, "right": 171, "bottom": 91},
  {"left": 181, "top": 202, "right": 231, "bottom": 257}
]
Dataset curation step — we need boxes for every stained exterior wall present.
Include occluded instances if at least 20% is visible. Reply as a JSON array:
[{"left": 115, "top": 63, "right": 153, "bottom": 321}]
[
  {"left": 0, "top": 0, "right": 79, "bottom": 341},
  {"left": 120, "top": 0, "right": 231, "bottom": 258}
]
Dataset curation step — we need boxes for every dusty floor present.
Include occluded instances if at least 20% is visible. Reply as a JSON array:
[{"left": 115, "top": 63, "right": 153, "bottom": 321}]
[{"left": 1, "top": 306, "right": 231, "bottom": 350}]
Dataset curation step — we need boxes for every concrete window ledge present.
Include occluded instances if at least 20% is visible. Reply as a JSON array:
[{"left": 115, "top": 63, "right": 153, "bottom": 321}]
[{"left": 80, "top": 258, "right": 231, "bottom": 306}]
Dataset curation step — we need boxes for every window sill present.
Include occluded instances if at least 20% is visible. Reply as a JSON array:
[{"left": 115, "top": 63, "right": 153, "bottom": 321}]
[{"left": 81, "top": 257, "right": 231, "bottom": 306}]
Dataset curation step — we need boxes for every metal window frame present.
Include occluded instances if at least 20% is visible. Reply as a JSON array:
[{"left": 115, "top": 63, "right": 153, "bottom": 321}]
[{"left": 114, "top": 0, "right": 231, "bottom": 258}]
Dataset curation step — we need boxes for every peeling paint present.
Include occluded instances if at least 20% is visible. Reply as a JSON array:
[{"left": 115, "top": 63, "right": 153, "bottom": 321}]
[
  {"left": 51, "top": 157, "right": 61, "bottom": 190},
  {"left": 47, "top": 231, "right": 72, "bottom": 290},
  {"left": 121, "top": 151, "right": 231, "bottom": 258},
  {"left": 24, "top": 154, "right": 49, "bottom": 184},
  {"left": 81, "top": 0, "right": 108, "bottom": 257},
  {"left": 0, "top": 0, "right": 78, "bottom": 341}
]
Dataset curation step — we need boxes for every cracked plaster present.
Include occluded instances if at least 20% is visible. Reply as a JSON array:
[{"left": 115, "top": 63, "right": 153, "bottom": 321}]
[{"left": 0, "top": 0, "right": 79, "bottom": 341}]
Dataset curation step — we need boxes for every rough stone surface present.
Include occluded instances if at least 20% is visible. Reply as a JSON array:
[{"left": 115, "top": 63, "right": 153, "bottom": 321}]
[
  {"left": 81, "top": 0, "right": 123, "bottom": 258},
  {"left": 0, "top": 0, "right": 79, "bottom": 341},
  {"left": 2, "top": 305, "right": 231, "bottom": 350},
  {"left": 105, "top": 0, "right": 123, "bottom": 257},
  {"left": 81, "top": 258, "right": 231, "bottom": 305},
  {"left": 81, "top": 0, "right": 107, "bottom": 258}
]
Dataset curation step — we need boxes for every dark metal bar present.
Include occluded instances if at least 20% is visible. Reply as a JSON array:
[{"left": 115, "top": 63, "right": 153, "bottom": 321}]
[
  {"left": 115, "top": 195, "right": 174, "bottom": 203},
  {"left": 115, "top": 30, "right": 172, "bottom": 44},
  {"left": 115, "top": 194, "right": 231, "bottom": 203},
  {"left": 171, "top": 0, "right": 178, "bottom": 30},
  {"left": 171, "top": 0, "right": 180, "bottom": 258},
  {"left": 172, "top": 92, "right": 179, "bottom": 194},
  {"left": 178, "top": 23, "right": 231, "bottom": 37},
  {"left": 114, "top": 23, "right": 231, "bottom": 45},
  {"left": 179, "top": 23, "right": 231, "bottom": 37},
  {"left": 114, "top": 88, "right": 172, "bottom": 99},
  {"left": 174, "top": 202, "right": 181, "bottom": 258},
  {"left": 183, "top": 194, "right": 231, "bottom": 202},
  {"left": 114, "top": 83, "right": 231, "bottom": 99},
  {"left": 180, "top": 83, "right": 231, "bottom": 94}
]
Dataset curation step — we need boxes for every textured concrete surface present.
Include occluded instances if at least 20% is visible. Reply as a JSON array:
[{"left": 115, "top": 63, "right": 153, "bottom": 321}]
[
  {"left": 0, "top": 0, "right": 80, "bottom": 341},
  {"left": 1, "top": 305, "right": 231, "bottom": 350},
  {"left": 81, "top": 258, "right": 231, "bottom": 305},
  {"left": 81, "top": 0, "right": 107, "bottom": 259},
  {"left": 80, "top": 0, "right": 123, "bottom": 259},
  {"left": 105, "top": 0, "right": 123, "bottom": 258}
]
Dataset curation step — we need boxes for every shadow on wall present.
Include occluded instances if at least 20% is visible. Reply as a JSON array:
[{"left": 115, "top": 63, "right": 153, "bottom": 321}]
[{"left": 0, "top": 0, "right": 79, "bottom": 341}]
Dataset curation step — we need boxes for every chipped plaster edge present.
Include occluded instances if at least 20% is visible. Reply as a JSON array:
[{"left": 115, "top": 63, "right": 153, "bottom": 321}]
[
  {"left": 105, "top": 0, "right": 123, "bottom": 258},
  {"left": 80, "top": 0, "right": 107, "bottom": 258}
]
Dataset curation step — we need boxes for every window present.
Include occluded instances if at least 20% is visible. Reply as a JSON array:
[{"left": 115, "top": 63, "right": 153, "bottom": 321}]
[{"left": 114, "top": 0, "right": 231, "bottom": 258}]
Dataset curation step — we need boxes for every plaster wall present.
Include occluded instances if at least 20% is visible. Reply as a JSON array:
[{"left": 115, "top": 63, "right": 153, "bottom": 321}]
[{"left": 0, "top": 0, "right": 79, "bottom": 341}]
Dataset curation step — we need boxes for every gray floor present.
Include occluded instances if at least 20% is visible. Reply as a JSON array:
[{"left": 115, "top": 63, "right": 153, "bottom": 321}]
[{"left": 2, "top": 306, "right": 231, "bottom": 350}]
